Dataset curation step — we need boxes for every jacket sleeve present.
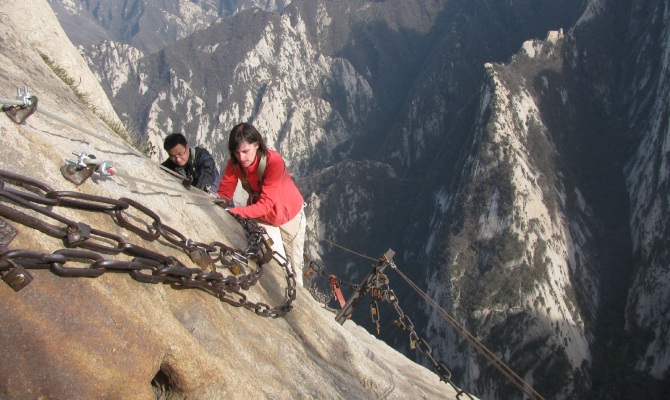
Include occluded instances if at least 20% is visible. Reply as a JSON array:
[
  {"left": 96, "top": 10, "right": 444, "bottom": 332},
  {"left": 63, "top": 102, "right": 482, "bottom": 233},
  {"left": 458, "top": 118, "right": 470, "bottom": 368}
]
[
  {"left": 194, "top": 148, "right": 219, "bottom": 191},
  {"left": 215, "top": 160, "right": 239, "bottom": 200},
  {"left": 229, "top": 153, "right": 285, "bottom": 221},
  {"left": 161, "top": 159, "right": 186, "bottom": 181},
  {"left": 161, "top": 158, "right": 176, "bottom": 170}
]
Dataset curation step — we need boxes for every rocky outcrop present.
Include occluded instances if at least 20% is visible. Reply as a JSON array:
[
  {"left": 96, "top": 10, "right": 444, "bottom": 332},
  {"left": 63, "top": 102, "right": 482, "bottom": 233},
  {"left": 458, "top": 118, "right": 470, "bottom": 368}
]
[
  {"left": 619, "top": 0, "right": 670, "bottom": 380},
  {"left": 418, "top": 30, "right": 596, "bottom": 399},
  {"left": 0, "top": 2, "right": 463, "bottom": 399},
  {"left": 47, "top": 0, "right": 291, "bottom": 54},
  {"left": 43, "top": 0, "right": 670, "bottom": 398},
  {"left": 11, "top": 0, "right": 120, "bottom": 127}
]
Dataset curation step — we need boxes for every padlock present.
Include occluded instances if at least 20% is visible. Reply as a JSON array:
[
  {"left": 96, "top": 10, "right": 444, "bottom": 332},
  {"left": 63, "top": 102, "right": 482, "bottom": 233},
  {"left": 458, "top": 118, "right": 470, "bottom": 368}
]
[
  {"left": 0, "top": 217, "right": 17, "bottom": 248},
  {"left": 189, "top": 248, "right": 212, "bottom": 270},
  {"left": 2, "top": 264, "right": 33, "bottom": 291}
]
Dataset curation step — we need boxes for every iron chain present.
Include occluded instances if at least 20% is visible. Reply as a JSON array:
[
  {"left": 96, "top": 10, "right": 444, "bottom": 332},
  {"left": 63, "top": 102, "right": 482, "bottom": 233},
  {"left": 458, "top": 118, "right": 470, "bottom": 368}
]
[
  {"left": 0, "top": 169, "right": 296, "bottom": 317},
  {"left": 369, "top": 268, "right": 475, "bottom": 399}
]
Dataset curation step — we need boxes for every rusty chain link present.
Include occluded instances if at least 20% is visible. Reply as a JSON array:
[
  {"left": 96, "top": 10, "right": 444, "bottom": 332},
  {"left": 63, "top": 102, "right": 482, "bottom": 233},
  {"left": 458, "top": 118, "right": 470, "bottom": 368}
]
[
  {"left": 0, "top": 169, "right": 296, "bottom": 317},
  {"left": 368, "top": 264, "right": 476, "bottom": 399}
]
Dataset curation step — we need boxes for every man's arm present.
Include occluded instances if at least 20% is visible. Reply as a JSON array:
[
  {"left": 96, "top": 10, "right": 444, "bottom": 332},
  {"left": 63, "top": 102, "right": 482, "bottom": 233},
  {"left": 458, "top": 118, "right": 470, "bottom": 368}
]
[
  {"left": 161, "top": 158, "right": 175, "bottom": 169},
  {"left": 194, "top": 148, "right": 219, "bottom": 191}
]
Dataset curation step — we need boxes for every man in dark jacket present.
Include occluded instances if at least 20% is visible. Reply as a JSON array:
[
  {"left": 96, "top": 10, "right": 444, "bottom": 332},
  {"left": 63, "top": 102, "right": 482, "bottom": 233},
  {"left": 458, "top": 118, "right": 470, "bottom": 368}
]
[{"left": 161, "top": 133, "right": 219, "bottom": 193}]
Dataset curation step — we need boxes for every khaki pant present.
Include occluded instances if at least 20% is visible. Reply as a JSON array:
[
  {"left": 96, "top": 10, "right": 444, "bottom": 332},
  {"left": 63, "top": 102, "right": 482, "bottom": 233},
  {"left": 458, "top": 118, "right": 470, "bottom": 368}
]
[{"left": 259, "top": 206, "right": 306, "bottom": 286}]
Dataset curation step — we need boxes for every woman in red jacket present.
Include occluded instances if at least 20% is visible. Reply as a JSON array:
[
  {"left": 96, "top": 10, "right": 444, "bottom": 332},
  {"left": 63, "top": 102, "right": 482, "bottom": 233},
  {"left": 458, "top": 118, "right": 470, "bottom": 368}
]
[{"left": 217, "top": 123, "right": 306, "bottom": 286}]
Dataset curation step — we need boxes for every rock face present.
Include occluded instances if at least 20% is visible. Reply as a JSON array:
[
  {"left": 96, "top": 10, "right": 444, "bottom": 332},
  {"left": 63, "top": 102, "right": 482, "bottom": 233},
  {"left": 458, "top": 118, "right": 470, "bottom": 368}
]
[
  {"left": 32, "top": 0, "right": 670, "bottom": 398},
  {"left": 619, "top": 0, "right": 670, "bottom": 380},
  {"left": 0, "top": 2, "right": 463, "bottom": 399},
  {"left": 47, "top": 0, "right": 291, "bottom": 53}
]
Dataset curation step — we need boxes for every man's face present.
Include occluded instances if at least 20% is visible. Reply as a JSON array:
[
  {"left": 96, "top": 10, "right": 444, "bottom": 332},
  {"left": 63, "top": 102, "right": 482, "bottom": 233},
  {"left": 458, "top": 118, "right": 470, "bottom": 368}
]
[
  {"left": 235, "top": 140, "right": 259, "bottom": 168},
  {"left": 168, "top": 144, "right": 189, "bottom": 167}
]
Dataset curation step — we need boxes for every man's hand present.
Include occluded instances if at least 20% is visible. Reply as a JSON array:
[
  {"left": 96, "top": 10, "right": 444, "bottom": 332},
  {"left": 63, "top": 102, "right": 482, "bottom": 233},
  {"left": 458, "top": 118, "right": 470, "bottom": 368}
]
[
  {"left": 213, "top": 196, "right": 234, "bottom": 210},
  {"left": 181, "top": 176, "right": 193, "bottom": 189}
]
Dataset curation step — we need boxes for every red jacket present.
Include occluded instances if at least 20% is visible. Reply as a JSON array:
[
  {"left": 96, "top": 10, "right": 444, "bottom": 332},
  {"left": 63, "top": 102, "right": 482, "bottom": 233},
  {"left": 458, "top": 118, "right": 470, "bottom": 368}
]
[{"left": 216, "top": 150, "right": 304, "bottom": 226}]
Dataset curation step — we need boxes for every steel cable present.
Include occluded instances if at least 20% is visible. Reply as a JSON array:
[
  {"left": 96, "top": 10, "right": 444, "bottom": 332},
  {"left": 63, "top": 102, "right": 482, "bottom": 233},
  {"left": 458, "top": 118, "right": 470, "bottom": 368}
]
[{"left": 389, "top": 262, "right": 545, "bottom": 400}]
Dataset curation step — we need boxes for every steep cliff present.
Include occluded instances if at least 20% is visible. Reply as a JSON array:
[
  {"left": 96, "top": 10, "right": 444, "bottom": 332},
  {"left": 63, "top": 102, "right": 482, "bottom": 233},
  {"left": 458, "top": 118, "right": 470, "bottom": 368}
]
[
  {"left": 619, "top": 0, "right": 670, "bottom": 383},
  {"left": 48, "top": 0, "right": 291, "bottom": 53},
  {"left": 420, "top": 29, "right": 598, "bottom": 399},
  {"left": 0, "top": 1, "right": 465, "bottom": 399},
  {"left": 417, "top": 0, "right": 670, "bottom": 398},
  {"left": 44, "top": 0, "right": 670, "bottom": 399}
]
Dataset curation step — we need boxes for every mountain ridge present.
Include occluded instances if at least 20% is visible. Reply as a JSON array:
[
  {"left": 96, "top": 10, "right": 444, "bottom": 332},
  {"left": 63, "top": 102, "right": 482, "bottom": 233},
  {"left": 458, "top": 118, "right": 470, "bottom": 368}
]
[
  {"left": 44, "top": 0, "right": 670, "bottom": 398},
  {"left": 0, "top": 1, "right": 466, "bottom": 399}
]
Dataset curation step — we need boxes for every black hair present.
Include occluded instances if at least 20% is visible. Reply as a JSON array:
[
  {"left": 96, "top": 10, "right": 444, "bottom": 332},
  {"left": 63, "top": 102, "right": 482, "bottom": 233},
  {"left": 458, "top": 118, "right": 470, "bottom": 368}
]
[
  {"left": 228, "top": 123, "right": 268, "bottom": 165},
  {"left": 164, "top": 133, "right": 188, "bottom": 151}
]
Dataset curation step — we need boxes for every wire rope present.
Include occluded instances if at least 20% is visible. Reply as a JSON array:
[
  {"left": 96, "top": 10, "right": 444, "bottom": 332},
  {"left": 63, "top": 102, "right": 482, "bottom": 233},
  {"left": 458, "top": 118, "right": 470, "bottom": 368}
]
[
  {"left": 322, "top": 237, "right": 545, "bottom": 400},
  {"left": 1, "top": 95, "right": 215, "bottom": 200}
]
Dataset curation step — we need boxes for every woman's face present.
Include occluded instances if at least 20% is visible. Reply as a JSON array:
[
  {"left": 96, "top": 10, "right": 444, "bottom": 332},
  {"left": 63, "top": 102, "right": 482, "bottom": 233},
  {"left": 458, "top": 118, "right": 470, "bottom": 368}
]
[{"left": 235, "top": 140, "right": 259, "bottom": 168}]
